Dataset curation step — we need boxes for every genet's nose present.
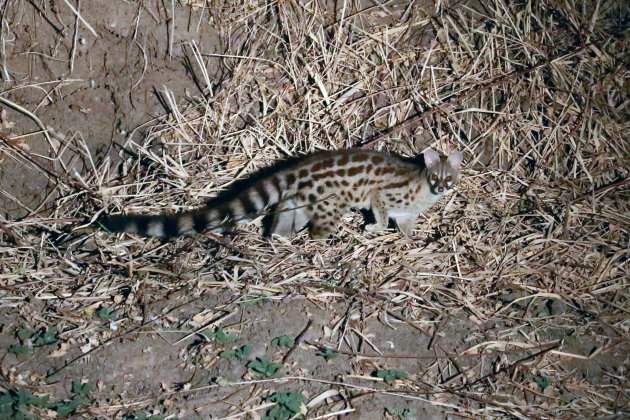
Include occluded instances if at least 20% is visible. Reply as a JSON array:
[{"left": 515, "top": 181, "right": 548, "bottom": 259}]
[{"left": 438, "top": 187, "right": 444, "bottom": 192}]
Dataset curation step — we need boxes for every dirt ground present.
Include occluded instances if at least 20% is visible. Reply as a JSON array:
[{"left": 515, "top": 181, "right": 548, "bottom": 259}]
[{"left": 1, "top": 0, "right": 629, "bottom": 419}]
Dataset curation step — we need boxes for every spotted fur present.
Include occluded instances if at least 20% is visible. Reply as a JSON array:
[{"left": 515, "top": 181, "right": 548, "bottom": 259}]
[{"left": 102, "top": 149, "right": 463, "bottom": 238}]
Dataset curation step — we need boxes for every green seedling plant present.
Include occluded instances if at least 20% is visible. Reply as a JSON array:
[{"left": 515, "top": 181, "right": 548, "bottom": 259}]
[
  {"left": 124, "top": 413, "right": 164, "bottom": 420},
  {"left": 10, "top": 326, "right": 58, "bottom": 354},
  {"left": 263, "top": 392, "right": 306, "bottom": 420},
  {"left": 386, "top": 407, "right": 417, "bottom": 419},
  {"left": 0, "top": 388, "right": 50, "bottom": 420},
  {"left": 0, "top": 382, "right": 91, "bottom": 419},
  {"left": 199, "top": 326, "right": 239, "bottom": 343},
  {"left": 534, "top": 375, "right": 550, "bottom": 390},
  {"left": 219, "top": 344, "right": 253, "bottom": 362},
  {"left": 54, "top": 381, "right": 92, "bottom": 417},
  {"left": 375, "top": 369, "right": 408, "bottom": 383},
  {"left": 247, "top": 357, "right": 283, "bottom": 378},
  {"left": 271, "top": 335, "right": 295, "bottom": 347},
  {"left": 97, "top": 307, "right": 117, "bottom": 321},
  {"left": 315, "top": 347, "right": 339, "bottom": 360}
]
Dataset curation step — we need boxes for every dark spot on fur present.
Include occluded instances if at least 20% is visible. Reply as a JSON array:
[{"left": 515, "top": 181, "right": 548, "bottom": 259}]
[
  {"left": 312, "top": 171, "right": 334, "bottom": 181},
  {"left": 298, "top": 180, "right": 314, "bottom": 189},
  {"left": 347, "top": 166, "right": 363, "bottom": 176},
  {"left": 312, "top": 158, "right": 335, "bottom": 172},
  {"left": 383, "top": 180, "right": 408, "bottom": 189},
  {"left": 351, "top": 153, "right": 369, "bottom": 162},
  {"left": 285, "top": 173, "right": 296, "bottom": 187}
]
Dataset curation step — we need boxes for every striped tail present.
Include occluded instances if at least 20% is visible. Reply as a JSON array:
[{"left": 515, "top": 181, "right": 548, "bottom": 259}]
[
  {"left": 102, "top": 174, "right": 287, "bottom": 237},
  {"left": 102, "top": 209, "right": 222, "bottom": 237}
]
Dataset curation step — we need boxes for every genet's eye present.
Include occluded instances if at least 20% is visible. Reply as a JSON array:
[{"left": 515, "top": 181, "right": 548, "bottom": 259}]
[
  {"left": 446, "top": 176, "right": 452, "bottom": 182},
  {"left": 431, "top": 174, "right": 438, "bottom": 181}
]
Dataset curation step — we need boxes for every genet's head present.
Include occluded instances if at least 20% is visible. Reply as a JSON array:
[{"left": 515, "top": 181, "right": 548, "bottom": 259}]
[{"left": 424, "top": 149, "right": 463, "bottom": 194}]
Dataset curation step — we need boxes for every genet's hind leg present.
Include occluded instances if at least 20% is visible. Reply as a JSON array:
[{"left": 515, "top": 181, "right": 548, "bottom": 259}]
[
  {"left": 269, "top": 197, "right": 309, "bottom": 237},
  {"left": 308, "top": 199, "right": 341, "bottom": 239}
]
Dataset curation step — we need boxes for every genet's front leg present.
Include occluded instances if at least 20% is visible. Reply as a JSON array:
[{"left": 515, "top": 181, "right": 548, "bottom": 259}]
[
  {"left": 394, "top": 214, "right": 417, "bottom": 237},
  {"left": 365, "top": 194, "right": 388, "bottom": 233}
]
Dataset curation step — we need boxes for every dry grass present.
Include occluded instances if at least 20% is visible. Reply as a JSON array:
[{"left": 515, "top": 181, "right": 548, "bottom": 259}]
[{"left": 1, "top": 0, "right": 629, "bottom": 418}]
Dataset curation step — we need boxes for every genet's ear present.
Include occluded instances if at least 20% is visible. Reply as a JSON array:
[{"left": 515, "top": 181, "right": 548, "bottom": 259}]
[
  {"left": 424, "top": 149, "right": 440, "bottom": 167},
  {"left": 447, "top": 151, "right": 463, "bottom": 169}
]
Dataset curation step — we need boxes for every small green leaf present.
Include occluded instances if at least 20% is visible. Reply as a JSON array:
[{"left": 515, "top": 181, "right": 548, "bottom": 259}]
[
  {"left": 9, "top": 345, "right": 32, "bottom": 354},
  {"left": 14, "top": 388, "right": 50, "bottom": 409},
  {"left": 21, "top": 393, "right": 50, "bottom": 409},
  {"left": 32, "top": 327, "right": 57, "bottom": 346},
  {"left": 534, "top": 375, "right": 549, "bottom": 390},
  {"left": 199, "top": 326, "right": 238, "bottom": 342},
  {"left": 54, "top": 399, "right": 82, "bottom": 417},
  {"left": 272, "top": 336, "right": 295, "bottom": 347},
  {"left": 219, "top": 345, "right": 252, "bottom": 361},
  {"left": 375, "top": 369, "right": 408, "bottom": 383},
  {"left": 71, "top": 381, "right": 92, "bottom": 397},
  {"left": 315, "top": 348, "right": 339, "bottom": 360},
  {"left": 247, "top": 358, "right": 283, "bottom": 378},
  {"left": 235, "top": 344, "right": 252, "bottom": 360},
  {"left": 386, "top": 407, "right": 417, "bottom": 419},
  {"left": 219, "top": 349, "right": 236, "bottom": 358},
  {"left": 0, "top": 392, "right": 14, "bottom": 413},
  {"left": 198, "top": 329, "right": 214, "bottom": 339},
  {"left": 263, "top": 392, "right": 305, "bottom": 420},
  {"left": 16, "top": 327, "right": 34, "bottom": 340},
  {"left": 238, "top": 295, "right": 268, "bottom": 306},
  {"left": 0, "top": 392, "right": 14, "bottom": 415},
  {"left": 97, "top": 307, "right": 116, "bottom": 320},
  {"left": 124, "top": 413, "right": 164, "bottom": 420},
  {"left": 0, "top": 388, "right": 54, "bottom": 419},
  {"left": 53, "top": 382, "right": 90, "bottom": 417},
  {"left": 213, "top": 327, "right": 239, "bottom": 342},
  {"left": 518, "top": 196, "right": 535, "bottom": 213}
]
